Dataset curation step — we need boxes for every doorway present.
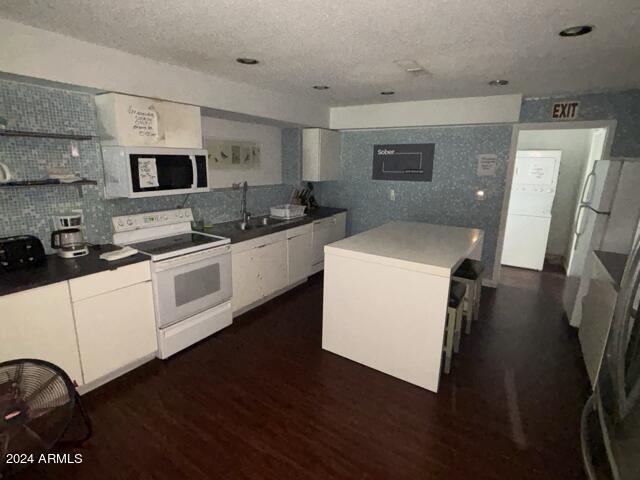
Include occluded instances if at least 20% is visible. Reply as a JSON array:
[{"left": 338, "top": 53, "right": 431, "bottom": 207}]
[{"left": 493, "top": 121, "right": 616, "bottom": 284}]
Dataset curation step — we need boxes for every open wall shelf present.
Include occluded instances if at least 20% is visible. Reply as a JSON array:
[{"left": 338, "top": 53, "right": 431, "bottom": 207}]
[
  {"left": 0, "top": 179, "right": 98, "bottom": 197},
  {"left": 0, "top": 129, "right": 96, "bottom": 141}
]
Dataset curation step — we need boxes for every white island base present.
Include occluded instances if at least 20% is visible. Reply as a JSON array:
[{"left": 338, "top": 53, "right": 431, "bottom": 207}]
[{"left": 322, "top": 222, "right": 483, "bottom": 393}]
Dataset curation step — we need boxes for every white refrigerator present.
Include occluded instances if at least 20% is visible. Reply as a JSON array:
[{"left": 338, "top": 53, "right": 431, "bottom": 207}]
[
  {"left": 563, "top": 159, "right": 640, "bottom": 327},
  {"left": 501, "top": 150, "right": 561, "bottom": 270}
]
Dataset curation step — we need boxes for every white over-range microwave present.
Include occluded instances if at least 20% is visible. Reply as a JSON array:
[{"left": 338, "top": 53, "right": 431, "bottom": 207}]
[{"left": 102, "top": 146, "right": 209, "bottom": 198}]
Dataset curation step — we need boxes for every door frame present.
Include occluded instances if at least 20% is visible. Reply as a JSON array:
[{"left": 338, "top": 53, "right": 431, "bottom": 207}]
[{"left": 492, "top": 119, "right": 618, "bottom": 285}]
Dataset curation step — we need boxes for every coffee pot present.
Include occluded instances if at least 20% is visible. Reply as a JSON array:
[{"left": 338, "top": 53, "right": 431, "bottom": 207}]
[{"left": 50, "top": 228, "right": 88, "bottom": 258}]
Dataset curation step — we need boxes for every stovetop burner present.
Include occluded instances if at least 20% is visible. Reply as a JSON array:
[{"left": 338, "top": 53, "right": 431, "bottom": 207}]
[{"left": 129, "top": 232, "right": 227, "bottom": 258}]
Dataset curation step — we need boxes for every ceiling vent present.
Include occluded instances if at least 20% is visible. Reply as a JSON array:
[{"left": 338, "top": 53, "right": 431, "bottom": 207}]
[{"left": 393, "top": 59, "right": 431, "bottom": 76}]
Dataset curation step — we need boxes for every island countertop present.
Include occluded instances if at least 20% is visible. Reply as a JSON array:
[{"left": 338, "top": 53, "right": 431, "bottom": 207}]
[{"left": 325, "top": 221, "right": 483, "bottom": 277}]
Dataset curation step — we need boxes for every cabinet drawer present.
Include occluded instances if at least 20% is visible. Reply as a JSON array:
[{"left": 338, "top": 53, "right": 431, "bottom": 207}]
[
  {"left": 286, "top": 223, "right": 312, "bottom": 239},
  {"left": 231, "top": 231, "right": 286, "bottom": 254},
  {"left": 69, "top": 261, "right": 151, "bottom": 302},
  {"left": 313, "top": 217, "right": 334, "bottom": 230}
]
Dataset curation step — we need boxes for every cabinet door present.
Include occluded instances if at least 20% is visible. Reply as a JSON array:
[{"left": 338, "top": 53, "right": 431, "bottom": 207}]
[
  {"left": 329, "top": 212, "right": 347, "bottom": 243},
  {"left": 320, "top": 129, "right": 342, "bottom": 181},
  {"left": 312, "top": 223, "right": 333, "bottom": 266},
  {"left": 302, "top": 128, "right": 321, "bottom": 181},
  {"left": 73, "top": 281, "right": 157, "bottom": 384},
  {"left": 232, "top": 248, "right": 262, "bottom": 312},
  {"left": 302, "top": 128, "right": 341, "bottom": 182},
  {"left": 258, "top": 240, "right": 287, "bottom": 298},
  {"left": 288, "top": 232, "right": 312, "bottom": 284},
  {"left": 0, "top": 282, "right": 83, "bottom": 384}
]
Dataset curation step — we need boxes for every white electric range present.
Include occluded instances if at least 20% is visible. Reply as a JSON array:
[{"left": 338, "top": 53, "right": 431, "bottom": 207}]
[{"left": 112, "top": 208, "right": 232, "bottom": 359}]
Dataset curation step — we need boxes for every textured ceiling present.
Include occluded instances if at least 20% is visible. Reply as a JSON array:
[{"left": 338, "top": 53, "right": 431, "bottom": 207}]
[{"left": 1, "top": 0, "right": 639, "bottom": 106}]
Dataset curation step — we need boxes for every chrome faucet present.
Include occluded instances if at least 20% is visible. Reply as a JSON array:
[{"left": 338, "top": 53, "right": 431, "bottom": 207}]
[{"left": 236, "top": 181, "right": 251, "bottom": 223}]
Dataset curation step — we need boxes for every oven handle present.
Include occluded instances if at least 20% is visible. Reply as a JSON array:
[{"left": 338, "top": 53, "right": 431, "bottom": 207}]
[{"left": 154, "top": 245, "right": 230, "bottom": 272}]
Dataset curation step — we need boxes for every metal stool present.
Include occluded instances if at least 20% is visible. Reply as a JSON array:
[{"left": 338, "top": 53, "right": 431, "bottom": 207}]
[
  {"left": 452, "top": 259, "right": 484, "bottom": 334},
  {"left": 443, "top": 281, "right": 466, "bottom": 374}
]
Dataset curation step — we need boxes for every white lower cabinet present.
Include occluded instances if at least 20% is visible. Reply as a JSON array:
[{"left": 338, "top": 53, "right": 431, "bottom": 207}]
[
  {"left": 231, "top": 248, "right": 263, "bottom": 312},
  {"left": 288, "top": 224, "right": 313, "bottom": 284},
  {"left": 232, "top": 215, "right": 346, "bottom": 314},
  {"left": 0, "top": 282, "right": 84, "bottom": 385},
  {"left": 258, "top": 240, "right": 288, "bottom": 298},
  {"left": 231, "top": 231, "right": 287, "bottom": 313},
  {"left": 312, "top": 212, "right": 347, "bottom": 273},
  {"left": 72, "top": 281, "right": 158, "bottom": 384}
]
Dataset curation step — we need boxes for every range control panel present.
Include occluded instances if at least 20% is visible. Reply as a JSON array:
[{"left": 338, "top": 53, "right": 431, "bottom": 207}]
[{"left": 112, "top": 208, "right": 193, "bottom": 232}]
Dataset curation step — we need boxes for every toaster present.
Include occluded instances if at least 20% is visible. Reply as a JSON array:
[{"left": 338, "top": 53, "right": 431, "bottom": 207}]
[{"left": 0, "top": 235, "right": 46, "bottom": 271}]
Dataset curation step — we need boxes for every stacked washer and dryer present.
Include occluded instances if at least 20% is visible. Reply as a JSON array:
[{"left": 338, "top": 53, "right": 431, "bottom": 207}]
[{"left": 501, "top": 150, "right": 562, "bottom": 271}]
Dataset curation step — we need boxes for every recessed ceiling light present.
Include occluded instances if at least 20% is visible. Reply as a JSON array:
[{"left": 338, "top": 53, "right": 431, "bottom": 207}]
[
  {"left": 559, "top": 25, "right": 594, "bottom": 37},
  {"left": 380, "top": 91, "right": 395, "bottom": 95},
  {"left": 313, "top": 85, "right": 330, "bottom": 90},
  {"left": 236, "top": 57, "right": 259, "bottom": 65},
  {"left": 488, "top": 79, "right": 509, "bottom": 86}
]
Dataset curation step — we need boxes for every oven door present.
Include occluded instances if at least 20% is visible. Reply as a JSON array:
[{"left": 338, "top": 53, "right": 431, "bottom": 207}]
[{"left": 152, "top": 245, "right": 232, "bottom": 328}]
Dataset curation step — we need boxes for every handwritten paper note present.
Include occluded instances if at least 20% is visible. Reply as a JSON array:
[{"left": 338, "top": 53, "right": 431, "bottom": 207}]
[
  {"left": 127, "top": 105, "right": 158, "bottom": 139},
  {"left": 138, "top": 157, "right": 159, "bottom": 188}
]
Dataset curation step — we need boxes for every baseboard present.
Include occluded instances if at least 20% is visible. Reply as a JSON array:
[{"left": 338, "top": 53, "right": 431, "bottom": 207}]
[
  {"left": 76, "top": 353, "right": 156, "bottom": 395},
  {"left": 233, "top": 279, "right": 308, "bottom": 317}
]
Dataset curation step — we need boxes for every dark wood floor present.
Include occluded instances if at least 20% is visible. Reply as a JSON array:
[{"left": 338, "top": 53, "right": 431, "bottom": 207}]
[{"left": 18, "top": 266, "right": 590, "bottom": 479}]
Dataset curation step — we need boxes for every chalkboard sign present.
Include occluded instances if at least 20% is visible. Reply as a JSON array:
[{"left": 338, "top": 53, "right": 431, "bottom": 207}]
[{"left": 373, "top": 143, "right": 434, "bottom": 181}]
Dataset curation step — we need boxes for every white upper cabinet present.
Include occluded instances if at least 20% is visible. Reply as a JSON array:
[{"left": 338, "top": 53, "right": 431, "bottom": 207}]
[
  {"left": 95, "top": 93, "right": 202, "bottom": 148},
  {"left": 302, "top": 128, "right": 342, "bottom": 181}
]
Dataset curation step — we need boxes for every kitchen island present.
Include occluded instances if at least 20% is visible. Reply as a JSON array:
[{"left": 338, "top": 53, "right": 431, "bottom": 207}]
[{"left": 322, "top": 221, "right": 483, "bottom": 392}]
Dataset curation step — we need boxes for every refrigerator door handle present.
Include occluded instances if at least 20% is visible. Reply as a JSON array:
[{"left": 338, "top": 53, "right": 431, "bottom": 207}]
[
  {"left": 574, "top": 205, "right": 590, "bottom": 250},
  {"left": 581, "top": 168, "right": 597, "bottom": 205}
]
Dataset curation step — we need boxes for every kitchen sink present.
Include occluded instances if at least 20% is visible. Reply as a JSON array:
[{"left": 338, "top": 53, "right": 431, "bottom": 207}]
[{"left": 236, "top": 216, "right": 285, "bottom": 230}]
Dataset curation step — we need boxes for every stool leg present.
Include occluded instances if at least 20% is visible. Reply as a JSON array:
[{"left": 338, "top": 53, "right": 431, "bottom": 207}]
[
  {"left": 444, "top": 307, "right": 455, "bottom": 374},
  {"left": 465, "top": 280, "right": 475, "bottom": 335},
  {"left": 473, "top": 277, "right": 481, "bottom": 321},
  {"left": 454, "top": 303, "right": 463, "bottom": 353}
]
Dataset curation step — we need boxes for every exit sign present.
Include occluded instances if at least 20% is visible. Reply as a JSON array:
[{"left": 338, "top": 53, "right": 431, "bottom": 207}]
[{"left": 551, "top": 101, "right": 580, "bottom": 120}]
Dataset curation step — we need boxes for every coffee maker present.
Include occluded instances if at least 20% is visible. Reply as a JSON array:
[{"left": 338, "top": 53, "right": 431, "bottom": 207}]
[{"left": 50, "top": 211, "right": 89, "bottom": 258}]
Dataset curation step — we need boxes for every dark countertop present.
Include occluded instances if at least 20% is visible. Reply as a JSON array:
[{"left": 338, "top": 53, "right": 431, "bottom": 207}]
[
  {"left": 594, "top": 250, "right": 628, "bottom": 290},
  {"left": 0, "top": 244, "right": 150, "bottom": 297},
  {"left": 199, "top": 206, "right": 347, "bottom": 244}
]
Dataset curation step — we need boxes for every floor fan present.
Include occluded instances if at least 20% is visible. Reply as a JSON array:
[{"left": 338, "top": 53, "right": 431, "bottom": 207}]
[{"left": 0, "top": 359, "right": 92, "bottom": 477}]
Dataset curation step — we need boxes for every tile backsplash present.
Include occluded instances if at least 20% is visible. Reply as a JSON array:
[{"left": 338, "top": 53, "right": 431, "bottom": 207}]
[{"left": 0, "top": 79, "right": 294, "bottom": 253}]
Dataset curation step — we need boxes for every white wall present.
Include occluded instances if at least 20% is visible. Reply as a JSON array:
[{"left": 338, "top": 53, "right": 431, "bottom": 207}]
[
  {"left": 517, "top": 129, "right": 592, "bottom": 258},
  {"left": 202, "top": 116, "right": 282, "bottom": 188},
  {"left": 0, "top": 18, "right": 329, "bottom": 127},
  {"left": 329, "top": 94, "right": 522, "bottom": 129}
]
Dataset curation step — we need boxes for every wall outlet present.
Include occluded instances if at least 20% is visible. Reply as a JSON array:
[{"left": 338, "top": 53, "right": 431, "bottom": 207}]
[{"left": 389, "top": 189, "right": 396, "bottom": 201}]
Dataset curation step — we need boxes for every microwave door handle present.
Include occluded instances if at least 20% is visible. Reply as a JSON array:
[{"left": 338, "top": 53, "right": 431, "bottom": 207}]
[{"left": 190, "top": 155, "right": 197, "bottom": 188}]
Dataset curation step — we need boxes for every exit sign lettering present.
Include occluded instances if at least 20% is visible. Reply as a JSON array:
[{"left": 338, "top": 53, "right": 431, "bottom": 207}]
[{"left": 551, "top": 101, "right": 580, "bottom": 120}]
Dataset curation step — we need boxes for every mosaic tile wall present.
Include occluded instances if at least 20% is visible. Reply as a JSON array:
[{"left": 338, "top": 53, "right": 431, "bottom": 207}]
[
  {"left": 311, "top": 125, "right": 513, "bottom": 277},
  {"left": 0, "top": 79, "right": 293, "bottom": 253},
  {"left": 520, "top": 89, "right": 640, "bottom": 157}
]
